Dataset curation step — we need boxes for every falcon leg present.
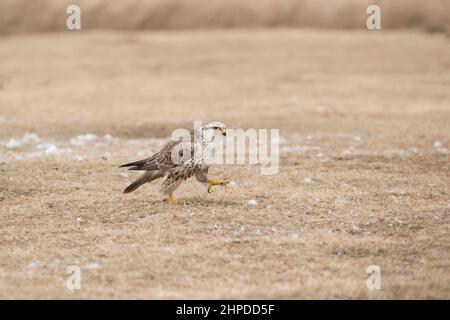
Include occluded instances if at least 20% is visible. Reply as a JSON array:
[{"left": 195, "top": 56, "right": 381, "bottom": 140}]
[
  {"left": 207, "top": 179, "right": 229, "bottom": 193},
  {"left": 165, "top": 193, "right": 177, "bottom": 205}
]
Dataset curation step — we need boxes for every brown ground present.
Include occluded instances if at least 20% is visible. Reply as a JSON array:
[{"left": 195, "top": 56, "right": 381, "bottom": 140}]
[{"left": 0, "top": 30, "right": 449, "bottom": 299}]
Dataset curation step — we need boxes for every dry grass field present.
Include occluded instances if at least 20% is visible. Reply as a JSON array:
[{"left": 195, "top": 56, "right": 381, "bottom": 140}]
[{"left": 0, "top": 29, "right": 449, "bottom": 299}]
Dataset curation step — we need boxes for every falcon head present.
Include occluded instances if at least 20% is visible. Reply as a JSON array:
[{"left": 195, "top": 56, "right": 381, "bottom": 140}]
[{"left": 202, "top": 121, "right": 227, "bottom": 142}]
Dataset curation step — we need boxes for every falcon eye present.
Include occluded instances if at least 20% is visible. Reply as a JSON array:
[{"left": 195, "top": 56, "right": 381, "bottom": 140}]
[{"left": 212, "top": 126, "right": 219, "bottom": 130}]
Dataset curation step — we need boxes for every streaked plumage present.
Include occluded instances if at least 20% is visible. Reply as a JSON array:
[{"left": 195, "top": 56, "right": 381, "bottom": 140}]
[{"left": 120, "top": 121, "right": 228, "bottom": 204}]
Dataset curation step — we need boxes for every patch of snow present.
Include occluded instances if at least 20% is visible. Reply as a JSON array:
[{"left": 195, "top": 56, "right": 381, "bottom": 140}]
[
  {"left": 228, "top": 181, "right": 237, "bottom": 188},
  {"left": 335, "top": 196, "right": 348, "bottom": 206},
  {"left": 25, "top": 261, "right": 41, "bottom": 270},
  {"left": 304, "top": 176, "right": 312, "bottom": 184},
  {"left": 22, "top": 133, "right": 40, "bottom": 144},
  {"left": 4, "top": 138, "right": 21, "bottom": 149},
  {"left": 36, "top": 143, "right": 58, "bottom": 155},
  {"left": 29, "top": 144, "right": 72, "bottom": 158},
  {"left": 128, "top": 139, "right": 141, "bottom": 145},
  {"left": 82, "top": 263, "right": 101, "bottom": 270},
  {"left": 433, "top": 141, "right": 443, "bottom": 149},
  {"left": 3, "top": 133, "right": 41, "bottom": 149},
  {"left": 247, "top": 199, "right": 258, "bottom": 206},
  {"left": 70, "top": 133, "right": 97, "bottom": 146},
  {"left": 316, "top": 152, "right": 329, "bottom": 161},
  {"left": 388, "top": 187, "right": 405, "bottom": 195}
]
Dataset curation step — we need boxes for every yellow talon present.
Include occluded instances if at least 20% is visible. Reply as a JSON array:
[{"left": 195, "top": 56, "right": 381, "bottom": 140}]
[
  {"left": 166, "top": 194, "right": 177, "bottom": 205},
  {"left": 207, "top": 179, "right": 229, "bottom": 193}
]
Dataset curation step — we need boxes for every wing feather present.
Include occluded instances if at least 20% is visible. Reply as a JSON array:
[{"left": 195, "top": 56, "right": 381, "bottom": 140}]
[{"left": 120, "top": 137, "right": 186, "bottom": 171}]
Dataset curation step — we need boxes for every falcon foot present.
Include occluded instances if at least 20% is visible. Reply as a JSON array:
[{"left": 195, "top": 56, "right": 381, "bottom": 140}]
[
  {"left": 207, "top": 179, "right": 229, "bottom": 193},
  {"left": 164, "top": 194, "right": 177, "bottom": 205}
]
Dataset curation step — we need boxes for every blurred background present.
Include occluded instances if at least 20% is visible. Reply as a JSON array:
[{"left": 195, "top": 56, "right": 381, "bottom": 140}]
[{"left": 1, "top": 0, "right": 450, "bottom": 34}]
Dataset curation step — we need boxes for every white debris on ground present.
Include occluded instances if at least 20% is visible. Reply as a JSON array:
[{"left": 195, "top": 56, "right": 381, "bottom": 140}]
[
  {"left": 70, "top": 133, "right": 97, "bottom": 146},
  {"left": 304, "top": 176, "right": 312, "bottom": 184},
  {"left": 29, "top": 144, "right": 72, "bottom": 158},
  {"left": 119, "top": 172, "right": 129, "bottom": 178},
  {"left": 341, "top": 135, "right": 362, "bottom": 156},
  {"left": 228, "top": 181, "right": 237, "bottom": 187},
  {"left": 36, "top": 143, "right": 59, "bottom": 155},
  {"left": 433, "top": 141, "right": 443, "bottom": 149},
  {"left": 247, "top": 199, "right": 258, "bottom": 206},
  {"left": 4, "top": 138, "right": 22, "bottom": 149},
  {"left": 3, "top": 132, "right": 40, "bottom": 149},
  {"left": 82, "top": 263, "right": 101, "bottom": 270},
  {"left": 316, "top": 152, "right": 329, "bottom": 162},
  {"left": 388, "top": 187, "right": 406, "bottom": 195},
  {"left": 0, "top": 132, "right": 126, "bottom": 163},
  {"left": 433, "top": 141, "right": 448, "bottom": 154},
  {"left": 25, "top": 260, "right": 41, "bottom": 270},
  {"left": 334, "top": 195, "right": 348, "bottom": 207},
  {"left": 23, "top": 133, "right": 40, "bottom": 144}
]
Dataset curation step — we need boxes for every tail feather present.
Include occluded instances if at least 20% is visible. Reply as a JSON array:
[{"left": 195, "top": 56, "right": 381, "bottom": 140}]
[
  {"left": 120, "top": 155, "right": 158, "bottom": 171},
  {"left": 120, "top": 158, "right": 149, "bottom": 168},
  {"left": 123, "top": 171, "right": 163, "bottom": 194}
]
